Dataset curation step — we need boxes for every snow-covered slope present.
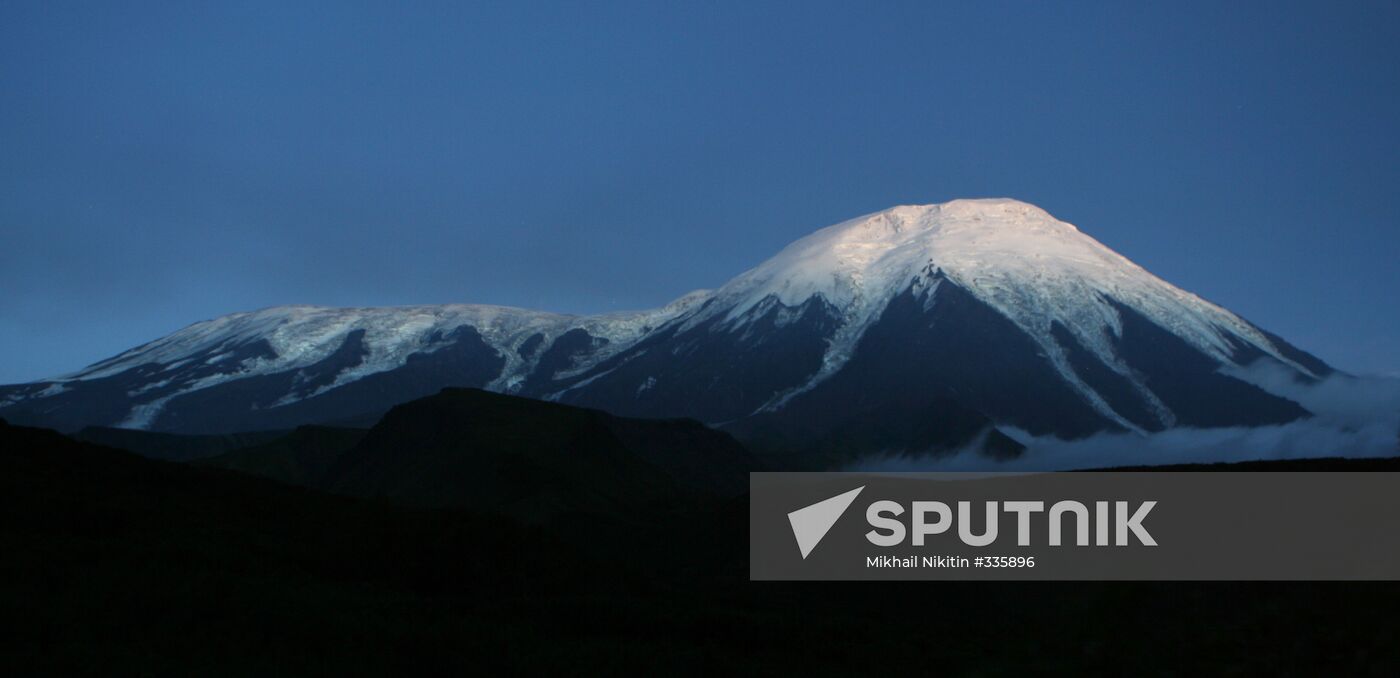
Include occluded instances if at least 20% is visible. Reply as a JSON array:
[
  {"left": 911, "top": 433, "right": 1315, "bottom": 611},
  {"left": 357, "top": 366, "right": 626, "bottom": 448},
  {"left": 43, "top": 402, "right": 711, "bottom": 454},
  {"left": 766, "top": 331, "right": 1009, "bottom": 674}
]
[
  {"left": 680, "top": 199, "right": 1318, "bottom": 427},
  {"left": 0, "top": 199, "right": 1329, "bottom": 456},
  {"left": 73, "top": 292, "right": 710, "bottom": 412}
]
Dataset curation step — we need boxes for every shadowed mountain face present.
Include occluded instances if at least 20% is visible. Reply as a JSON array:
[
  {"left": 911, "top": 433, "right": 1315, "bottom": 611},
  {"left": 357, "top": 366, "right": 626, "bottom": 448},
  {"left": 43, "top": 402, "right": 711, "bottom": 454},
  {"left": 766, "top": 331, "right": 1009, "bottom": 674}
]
[
  {"left": 549, "top": 296, "right": 842, "bottom": 424},
  {"left": 720, "top": 282, "right": 1117, "bottom": 465},
  {"left": 0, "top": 200, "right": 1330, "bottom": 462}
]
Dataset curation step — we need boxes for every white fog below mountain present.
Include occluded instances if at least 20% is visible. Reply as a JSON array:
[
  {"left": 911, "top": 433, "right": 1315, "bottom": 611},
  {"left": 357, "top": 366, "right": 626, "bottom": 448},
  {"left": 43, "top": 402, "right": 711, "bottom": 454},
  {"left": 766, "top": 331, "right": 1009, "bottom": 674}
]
[{"left": 850, "top": 364, "right": 1400, "bottom": 472}]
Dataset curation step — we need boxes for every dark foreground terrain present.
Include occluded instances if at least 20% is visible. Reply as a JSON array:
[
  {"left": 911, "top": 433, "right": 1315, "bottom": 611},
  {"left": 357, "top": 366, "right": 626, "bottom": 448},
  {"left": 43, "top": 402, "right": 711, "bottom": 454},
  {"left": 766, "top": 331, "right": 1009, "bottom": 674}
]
[{"left": 3, "top": 407, "right": 1400, "bottom": 675}]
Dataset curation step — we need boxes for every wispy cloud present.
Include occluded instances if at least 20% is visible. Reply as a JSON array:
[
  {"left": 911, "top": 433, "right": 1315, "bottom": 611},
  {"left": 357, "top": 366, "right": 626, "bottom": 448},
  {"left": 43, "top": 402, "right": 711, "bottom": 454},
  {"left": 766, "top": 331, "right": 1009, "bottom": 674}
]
[{"left": 849, "top": 364, "right": 1400, "bottom": 472}]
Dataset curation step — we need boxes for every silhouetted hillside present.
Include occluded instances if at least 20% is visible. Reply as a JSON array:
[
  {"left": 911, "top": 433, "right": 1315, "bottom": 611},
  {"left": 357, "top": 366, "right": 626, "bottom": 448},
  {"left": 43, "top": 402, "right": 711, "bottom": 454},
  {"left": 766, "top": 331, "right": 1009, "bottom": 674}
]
[
  {"left": 192, "top": 388, "right": 758, "bottom": 520},
  {"left": 323, "top": 388, "right": 757, "bottom": 519},
  {"left": 3, "top": 417, "right": 1400, "bottom": 674},
  {"left": 74, "top": 425, "right": 291, "bottom": 462},
  {"left": 196, "top": 425, "right": 368, "bottom": 485}
]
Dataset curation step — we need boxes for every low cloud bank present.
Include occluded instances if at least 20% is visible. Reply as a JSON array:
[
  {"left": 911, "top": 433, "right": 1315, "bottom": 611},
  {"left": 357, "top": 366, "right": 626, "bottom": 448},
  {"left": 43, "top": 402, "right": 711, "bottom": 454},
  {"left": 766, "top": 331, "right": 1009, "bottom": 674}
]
[{"left": 850, "top": 363, "right": 1400, "bottom": 472}]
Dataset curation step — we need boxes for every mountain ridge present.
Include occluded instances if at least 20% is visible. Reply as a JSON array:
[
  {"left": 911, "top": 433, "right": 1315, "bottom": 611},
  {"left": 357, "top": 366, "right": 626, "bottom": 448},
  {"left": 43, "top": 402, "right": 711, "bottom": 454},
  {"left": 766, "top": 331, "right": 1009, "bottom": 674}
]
[{"left": 0, "top": 199, "right": 1330, "bottom": 461}]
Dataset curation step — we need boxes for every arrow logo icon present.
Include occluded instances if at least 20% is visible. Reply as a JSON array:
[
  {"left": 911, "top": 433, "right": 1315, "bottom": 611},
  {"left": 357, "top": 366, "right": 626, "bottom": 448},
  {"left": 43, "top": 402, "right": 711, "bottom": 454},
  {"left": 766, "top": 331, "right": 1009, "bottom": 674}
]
[{"left": 787, "top": 486, "right": 865, "bottom": 559}]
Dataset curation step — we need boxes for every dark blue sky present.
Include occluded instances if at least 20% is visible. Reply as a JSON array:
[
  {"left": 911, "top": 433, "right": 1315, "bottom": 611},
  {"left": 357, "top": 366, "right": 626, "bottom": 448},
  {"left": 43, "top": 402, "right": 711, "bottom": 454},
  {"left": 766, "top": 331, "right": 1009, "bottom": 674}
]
[{"left": 2, "top": 1, "right": 1397, "bottom": 383}]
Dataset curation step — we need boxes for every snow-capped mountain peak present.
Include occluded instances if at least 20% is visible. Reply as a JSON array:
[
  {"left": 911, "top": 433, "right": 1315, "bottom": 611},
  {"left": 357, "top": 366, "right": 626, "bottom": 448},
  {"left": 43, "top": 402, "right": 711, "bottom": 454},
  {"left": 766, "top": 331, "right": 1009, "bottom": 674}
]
[
  {"left": 1, "top": 199, "right": 1329, "bottom": 452},
  {"left": 697, "top": 198, "right": 1317, "bottom": 424}
]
